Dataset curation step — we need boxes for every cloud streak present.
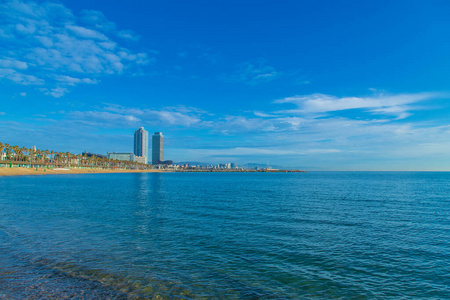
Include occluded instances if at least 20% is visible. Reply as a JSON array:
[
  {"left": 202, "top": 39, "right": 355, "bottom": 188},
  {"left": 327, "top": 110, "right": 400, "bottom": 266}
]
[
  {"left": 67, "top": 105, "right": 205, "bottom": 128},
  {"left": 226, "top": 60, "right": 279, "bottom": 85},
  {"left": 274, "top": 92, "right": 444, "bottom": 120}
]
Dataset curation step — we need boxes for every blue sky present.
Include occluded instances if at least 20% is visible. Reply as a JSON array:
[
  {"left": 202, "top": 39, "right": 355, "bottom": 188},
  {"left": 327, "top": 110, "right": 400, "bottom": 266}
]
[{"left": 1, "top": 0, "right": 450, "bottom": 170}]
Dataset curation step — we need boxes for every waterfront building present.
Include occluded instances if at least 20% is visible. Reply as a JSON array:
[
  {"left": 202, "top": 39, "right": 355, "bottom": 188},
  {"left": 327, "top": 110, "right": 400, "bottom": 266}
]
[
  {"left": 134, "top": 127, "right": 148, "bottom": 164},
  {"left": 152, "top": 132, "right": 164, "bottom": 164},
  {"left": 107, "top": 152, "right": 135, "bottom": 161},
  {"left": 134, "top": 156, "right": 146, "bottom": 164}
]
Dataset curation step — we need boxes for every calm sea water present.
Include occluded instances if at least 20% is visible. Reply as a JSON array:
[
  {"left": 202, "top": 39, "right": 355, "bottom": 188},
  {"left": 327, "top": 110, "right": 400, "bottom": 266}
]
[{"left": 0, "top": 172, "right": 449, "bottom": 299}]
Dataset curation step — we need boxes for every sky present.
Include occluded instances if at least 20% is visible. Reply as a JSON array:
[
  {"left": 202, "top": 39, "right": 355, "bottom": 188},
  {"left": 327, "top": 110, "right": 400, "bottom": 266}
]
[{"left": 1, "top": 0, "right": 450, "bottom": 170}]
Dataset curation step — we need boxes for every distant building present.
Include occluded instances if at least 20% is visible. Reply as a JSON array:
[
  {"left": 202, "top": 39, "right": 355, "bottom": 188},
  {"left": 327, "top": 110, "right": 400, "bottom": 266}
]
[
  {"left": 152, "top": 132, "right": 164, "bottom": 164},
  {"left": 134, "top": 156, "right": 146, "bottom": 164},
  {"left": 108, "top": 152, "right": 135, "bottom": 161},
  {"left": 134, "top": 127, "right": 148, "bottom": 164}
]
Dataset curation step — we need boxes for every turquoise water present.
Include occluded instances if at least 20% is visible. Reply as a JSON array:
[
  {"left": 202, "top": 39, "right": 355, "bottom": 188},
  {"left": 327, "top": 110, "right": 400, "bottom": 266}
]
[{"left": 0, "top": 172, "right": 449, "bottom": 299}]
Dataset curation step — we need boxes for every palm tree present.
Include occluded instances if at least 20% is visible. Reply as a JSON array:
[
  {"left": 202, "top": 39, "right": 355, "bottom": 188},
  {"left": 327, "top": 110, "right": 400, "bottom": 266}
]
[
  {"left": 44, "top": 150, "right": 50, "bottom": 163},
  {"left": 5, "top": 144, "right": 13, "bottom": 161},
  {"left": 0, "top": 142, "right": 4, "bottom": 163}
]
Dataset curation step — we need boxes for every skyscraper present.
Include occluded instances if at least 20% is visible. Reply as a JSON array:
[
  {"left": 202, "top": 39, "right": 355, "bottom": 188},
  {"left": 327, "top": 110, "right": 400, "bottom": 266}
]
[
  {"left": 152, "top": 132, "right": 164, "bottom": 164},
  {"left": 134, "top": 127, "right": 148, "bottom": 164}
]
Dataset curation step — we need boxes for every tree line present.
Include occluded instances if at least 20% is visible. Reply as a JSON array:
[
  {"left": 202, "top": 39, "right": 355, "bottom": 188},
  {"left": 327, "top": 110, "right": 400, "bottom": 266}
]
[{"left": 0, "top": 142, "right": 151, "bottom": 169}]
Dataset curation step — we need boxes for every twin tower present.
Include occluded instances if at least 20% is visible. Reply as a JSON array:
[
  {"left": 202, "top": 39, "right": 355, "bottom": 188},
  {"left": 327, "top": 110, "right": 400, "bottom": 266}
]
[{"left": 134, "top": 127, "right": 164, "bottom": 165}]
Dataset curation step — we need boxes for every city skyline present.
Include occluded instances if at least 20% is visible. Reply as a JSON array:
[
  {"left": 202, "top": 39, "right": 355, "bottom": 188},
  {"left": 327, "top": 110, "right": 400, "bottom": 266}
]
[{"left": 1, "top": 0, "right": 450, "bottom": 170}]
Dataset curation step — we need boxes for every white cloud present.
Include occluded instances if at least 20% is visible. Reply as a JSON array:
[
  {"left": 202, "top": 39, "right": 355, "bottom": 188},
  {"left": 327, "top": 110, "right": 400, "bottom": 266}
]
[
  {"left": 117, "top": 30, "right": 140, "bottom": 41},
  {"left": 0, "top": 58, "right": 28, "bottom": 70},
  {"left": 0, "top": 68, "right": 44, "bottom": 85},
  {"left": 40, "top": 87, "right": 68, "bottom": 98},
  {"left": 54, "top": 75, "right": 98, "bottom": 86},
  {"left": 208, "top": 115, "right": 309, "bottom": 134},
  {"left": 274, "top": 92, "right": 444, "bottom": 119},
  {"left": 70, "top": 105, "right": 204, "bottom": 128},
  {"left": 218, "top": 116, "right": 276, "bottom": 132},
  {"left": 370, "top": 105, "right": 412, "bottom": 120},
  {"left": 69, "top": 111, "right": 141, "bottom": 125},
  {"left": 19, "top": 92, "right": 26, "bottom": 97},
  {"left": 0, "top": 0, "right": 150, "bottom": 97},
  {"left": 74, "top": 107, "right": 305, "bottom": 135},
  {"left": 150, "top": 110, "right": 201, "bottom": 126},
  {"left": 0, "top": 112, "right": 5, "bottom": 116},
  {"left": 66, "top": 25, "right": 108, "bottom": 40}
]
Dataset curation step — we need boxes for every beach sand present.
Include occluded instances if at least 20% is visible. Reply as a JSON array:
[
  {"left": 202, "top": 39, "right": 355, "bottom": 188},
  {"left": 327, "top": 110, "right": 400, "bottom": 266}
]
[{"left": 0, "top": 167, "right": 163, "bottom": 176}]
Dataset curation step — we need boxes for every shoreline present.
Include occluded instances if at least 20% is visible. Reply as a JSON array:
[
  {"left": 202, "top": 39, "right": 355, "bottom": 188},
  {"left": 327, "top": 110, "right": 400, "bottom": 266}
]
[
  {"left": 0, "top": 167, "right": 304, "bottom": 176},
  {"left": 0, "top": 167, "right": 163, "bottom": 177}
]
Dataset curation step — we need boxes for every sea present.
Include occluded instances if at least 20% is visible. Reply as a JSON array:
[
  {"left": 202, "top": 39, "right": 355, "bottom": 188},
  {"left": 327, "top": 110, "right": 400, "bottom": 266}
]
[{"left": 0, "top": 172, "right": 449, "bottom": 299}]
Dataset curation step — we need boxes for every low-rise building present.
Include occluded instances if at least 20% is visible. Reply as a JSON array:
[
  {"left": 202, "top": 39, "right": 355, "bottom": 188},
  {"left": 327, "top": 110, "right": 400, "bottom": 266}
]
[
  {"left": 134, "top": 156, "right": 147, "bottom": 164},
  {"left": 107, "top": 152, "right": 135, "bottom": 161}
]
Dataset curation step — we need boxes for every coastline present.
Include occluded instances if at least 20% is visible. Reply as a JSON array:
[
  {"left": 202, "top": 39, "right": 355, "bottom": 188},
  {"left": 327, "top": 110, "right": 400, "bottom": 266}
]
[
  {"left": 0, "top": 167, "right": 304, "bottom": 176},
  {"left": 0, "top": 167, "right": 163, "bottom": 177}
]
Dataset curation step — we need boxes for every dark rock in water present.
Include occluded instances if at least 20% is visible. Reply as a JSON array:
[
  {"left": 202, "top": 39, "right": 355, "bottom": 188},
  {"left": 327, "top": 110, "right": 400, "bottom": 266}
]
[{"left": 0, "top": 252, "right": 129, "bottom": 300}]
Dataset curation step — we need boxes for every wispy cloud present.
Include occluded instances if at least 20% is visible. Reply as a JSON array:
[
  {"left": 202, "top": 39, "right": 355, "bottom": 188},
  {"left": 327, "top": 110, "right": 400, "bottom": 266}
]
[
  {"left": 40, "top": 87, "right": 69, "bottom": 98},
  {"left": 70, "top": 104, "right": 306, "bottom": 134},
  {"left": 67, "top": 104, "right": 205, "bottom": 128},
  {"left": 211, "top": 115, "right": 307, "bottom": 134},
  {"left": 274, "top": 92, "right": 443, "bottom": 119},
  {"left": 68, "top": 110, "right": 141, "bottom": 127},
  {"left": 0, "top": 68, "right": 44, "bottom": 85},
  {"left": 180, "top": 147, "right": 299, "bottom": 157},
  {"left": 54, "top": 75, "right": 98, "bottom": 86},
  {"left": 0, "top": 0, "right": 151, "bottom": 97},
  {"left": 226, "top": 60, "right": 279, "bottom": 85}
]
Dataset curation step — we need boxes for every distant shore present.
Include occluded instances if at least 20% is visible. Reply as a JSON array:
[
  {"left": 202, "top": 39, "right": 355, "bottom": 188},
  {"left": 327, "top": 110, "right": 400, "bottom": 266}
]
[
  {"left": 0, "top": 167, "right": 304, "bottom": 176},
  {"left": 0, "top": 167, "right": 163, "bottom": 177}
]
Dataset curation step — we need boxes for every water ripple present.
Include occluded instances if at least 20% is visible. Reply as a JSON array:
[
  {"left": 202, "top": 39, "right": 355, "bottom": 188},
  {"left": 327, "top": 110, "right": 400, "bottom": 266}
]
[{"left": 0, "top": 172, "right": 449, "bottom": 298}]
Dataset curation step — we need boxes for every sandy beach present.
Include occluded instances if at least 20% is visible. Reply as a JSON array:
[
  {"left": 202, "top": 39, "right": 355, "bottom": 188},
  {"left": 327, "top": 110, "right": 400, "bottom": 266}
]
[{"left": 0, "top": 167, "right": 163, "bottom": 176}]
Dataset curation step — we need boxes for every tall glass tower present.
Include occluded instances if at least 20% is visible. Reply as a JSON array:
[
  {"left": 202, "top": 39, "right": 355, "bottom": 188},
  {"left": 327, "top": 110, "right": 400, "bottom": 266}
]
[
  {"left": 134, "top": 127, "right": 148, "bottom": 163},
  {"left": 152, "top": 132, "right": 164, "bottom": 164}
]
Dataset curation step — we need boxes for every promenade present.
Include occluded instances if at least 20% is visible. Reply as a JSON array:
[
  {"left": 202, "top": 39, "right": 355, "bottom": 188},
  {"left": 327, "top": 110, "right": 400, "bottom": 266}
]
[{"left": 0, "top": 167, "right": 162, "bottom": 176}]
